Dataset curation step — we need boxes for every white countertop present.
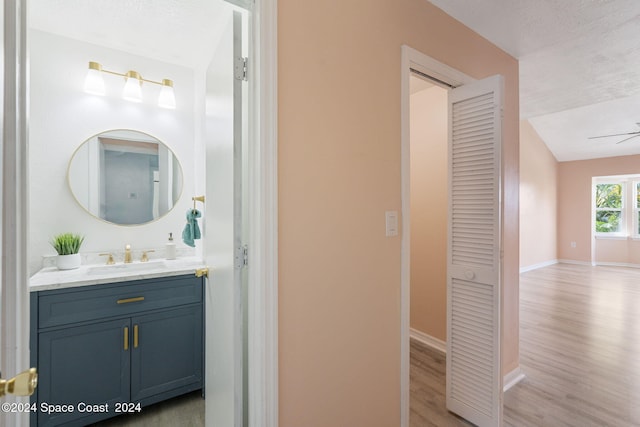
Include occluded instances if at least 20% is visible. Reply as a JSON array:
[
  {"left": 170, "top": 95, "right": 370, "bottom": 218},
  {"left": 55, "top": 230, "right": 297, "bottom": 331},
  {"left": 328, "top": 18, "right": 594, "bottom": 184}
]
[{"left": 30, "top": 257, "right": 207, "bottom": 292}]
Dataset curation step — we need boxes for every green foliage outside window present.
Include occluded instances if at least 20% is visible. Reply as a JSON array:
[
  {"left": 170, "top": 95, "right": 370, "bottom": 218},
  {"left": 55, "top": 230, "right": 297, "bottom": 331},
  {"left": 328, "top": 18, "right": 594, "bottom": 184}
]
[{"left": 595, "top": 184, "right": 622, "bottom": 233}]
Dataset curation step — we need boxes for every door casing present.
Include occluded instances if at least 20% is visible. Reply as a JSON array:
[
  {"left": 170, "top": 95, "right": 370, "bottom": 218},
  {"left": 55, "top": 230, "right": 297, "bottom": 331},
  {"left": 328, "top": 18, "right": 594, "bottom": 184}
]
[
  {"left": 400, "top": 44, "right": 499, "bottom": 426},
  {"left": 0, "top": 1, "right": 30, "bottom": 426},
  {"left": 1, "top": 1, "right": 279, "bottom": 426}
]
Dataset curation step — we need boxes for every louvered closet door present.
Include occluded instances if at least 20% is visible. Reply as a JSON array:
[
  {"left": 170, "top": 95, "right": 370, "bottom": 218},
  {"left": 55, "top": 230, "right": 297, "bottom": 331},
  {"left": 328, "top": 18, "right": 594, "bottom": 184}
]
[{"left": 446, "top": 75, "right": 503, "bottom": 427}]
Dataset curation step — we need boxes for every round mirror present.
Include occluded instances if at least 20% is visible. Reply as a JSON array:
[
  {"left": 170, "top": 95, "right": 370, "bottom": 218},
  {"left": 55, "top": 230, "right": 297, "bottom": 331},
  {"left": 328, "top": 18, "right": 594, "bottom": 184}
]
[{"left": 68, "top": 130, "right": 183, "bottom": 225}]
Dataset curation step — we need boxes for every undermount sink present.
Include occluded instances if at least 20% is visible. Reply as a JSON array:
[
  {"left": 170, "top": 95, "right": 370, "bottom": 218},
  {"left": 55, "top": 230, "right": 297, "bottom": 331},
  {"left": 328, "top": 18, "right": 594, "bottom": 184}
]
[{"left": 87, "top": 260, "right": 167, "bottom": 275}]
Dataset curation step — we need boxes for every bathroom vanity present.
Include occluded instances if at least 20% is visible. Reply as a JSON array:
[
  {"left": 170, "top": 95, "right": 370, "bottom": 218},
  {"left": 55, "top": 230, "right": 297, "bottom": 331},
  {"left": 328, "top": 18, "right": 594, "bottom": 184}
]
[{"left": 29, "top": 259, "right": 206, "bottom": 427}]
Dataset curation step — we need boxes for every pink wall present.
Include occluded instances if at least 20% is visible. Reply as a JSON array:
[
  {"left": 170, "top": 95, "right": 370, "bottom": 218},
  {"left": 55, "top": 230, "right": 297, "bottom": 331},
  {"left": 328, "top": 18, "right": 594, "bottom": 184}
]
[
  {"left": 519, "top": 120, "right": 558, "bottom": 269},
  {"left": 558, "top": 154, "right": 640, "bottom": 262},
  {"left": 278, "top": 1, "right": 519, "bottom": 424},
  {"left": 410, "top": 85, "right": 448, "bottom": 341},
  {"left": 594, "top": 238, "right": 640, "bottom": 265}
]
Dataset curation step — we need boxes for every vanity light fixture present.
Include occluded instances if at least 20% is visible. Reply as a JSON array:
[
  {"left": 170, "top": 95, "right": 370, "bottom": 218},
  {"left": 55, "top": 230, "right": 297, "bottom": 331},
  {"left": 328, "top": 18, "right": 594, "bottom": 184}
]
[
  {"left": 158, "top": 79, "right": 176, "bottom": 109},
  {"left": 122, "top": 70, "right": 143, "bottom": 103},
  {"left": 83, "top": 61, "right": 106, "bottom": 96},
  {"left": 83, "top": 61, "right": 176, "bottom": 109}
]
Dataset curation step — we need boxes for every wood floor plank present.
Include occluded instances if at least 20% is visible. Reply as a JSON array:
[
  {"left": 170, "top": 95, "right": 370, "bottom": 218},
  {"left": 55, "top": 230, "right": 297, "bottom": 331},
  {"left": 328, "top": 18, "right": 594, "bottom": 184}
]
[
  {"left": 410, "top": 340, "right": 473, "bottom": 427},
  {"left": 90, "top": 391, "right": 204, "bottom": 427},
  {"left": 411, "top": 263, "right": 640, "bottom": 427},
  {"left": 504, "top": 264, "right": 640, "bottom": 427}
]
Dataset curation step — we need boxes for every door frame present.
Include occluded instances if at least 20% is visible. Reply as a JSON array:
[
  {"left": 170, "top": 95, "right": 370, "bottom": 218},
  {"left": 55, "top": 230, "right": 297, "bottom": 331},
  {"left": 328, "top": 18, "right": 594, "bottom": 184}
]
[
  {"left": 399, "top": 45, "right": 474, "bottom": 427},
  {"left": 248, "top": 0, "right": 278, "bottom": 425},
  {"left": 1, "top": 1, "right": 30, "bottom": 426},
  {"left": 1, "top": 1, "right": 279, "bottom": 426}
]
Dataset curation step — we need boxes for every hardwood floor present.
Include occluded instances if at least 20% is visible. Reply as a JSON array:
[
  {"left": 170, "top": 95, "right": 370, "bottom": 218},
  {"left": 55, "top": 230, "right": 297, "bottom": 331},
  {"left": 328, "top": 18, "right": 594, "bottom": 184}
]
[
  {"left": 505, "top": 263, "right": 640, "bottom": 426},
  {"left": 410, "top": 339, "right": 473, "bottom": 426},
  {"left": 411, "top": 263, "right": 640, "bottom": 427},
  {"left": 89, "top": 391, "right": 204, "bottom": 427}
]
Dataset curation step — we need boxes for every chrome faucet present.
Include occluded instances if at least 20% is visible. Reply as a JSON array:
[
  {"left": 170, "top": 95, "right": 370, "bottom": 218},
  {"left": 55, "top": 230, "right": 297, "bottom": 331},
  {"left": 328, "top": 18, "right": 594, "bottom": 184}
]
[{"left": 124, "top": 244, "right": 132, "bottom": 263}]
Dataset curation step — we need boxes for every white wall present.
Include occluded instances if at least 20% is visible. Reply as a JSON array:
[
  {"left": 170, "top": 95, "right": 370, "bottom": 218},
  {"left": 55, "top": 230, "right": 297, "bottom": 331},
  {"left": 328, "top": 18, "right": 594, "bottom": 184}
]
[{"left": 29, "top": 30, "right": 199, "bottom": 274}]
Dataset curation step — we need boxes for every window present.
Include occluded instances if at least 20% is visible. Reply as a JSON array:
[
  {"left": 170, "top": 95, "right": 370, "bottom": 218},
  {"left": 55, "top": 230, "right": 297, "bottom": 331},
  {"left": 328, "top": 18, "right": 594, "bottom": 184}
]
[
  {"left": 593, "top": 175, "right": 640, "bottom": 238},
  {"left": 633, "top": 181, "right": 640, "bottom": 238},
  {"left": 595, "top": 183, "right": 624, "bottom": 234}
]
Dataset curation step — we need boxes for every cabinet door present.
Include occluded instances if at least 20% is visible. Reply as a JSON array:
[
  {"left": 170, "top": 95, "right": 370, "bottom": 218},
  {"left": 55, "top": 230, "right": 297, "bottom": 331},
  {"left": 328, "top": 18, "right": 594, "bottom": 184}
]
[
  {"left": 130, "top": 305, "right": 203, "bottom": 402},
  {"left": 38, "top": 318, "right": 131, "bottom": 426}
]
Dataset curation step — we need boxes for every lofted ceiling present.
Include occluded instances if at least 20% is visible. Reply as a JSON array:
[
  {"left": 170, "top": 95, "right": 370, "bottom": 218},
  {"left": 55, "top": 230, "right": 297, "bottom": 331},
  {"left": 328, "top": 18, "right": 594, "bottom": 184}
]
[
  {"left": 29, "top": 1, "right": 640, "bottom": 161},
  {"left": 428, "top": 0, "right": 640, "bottom": 161}
]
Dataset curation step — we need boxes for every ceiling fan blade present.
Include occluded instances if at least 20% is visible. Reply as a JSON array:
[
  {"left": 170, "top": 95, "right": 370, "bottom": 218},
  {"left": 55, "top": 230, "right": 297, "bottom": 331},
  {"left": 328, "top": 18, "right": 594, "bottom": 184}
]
[
  {"left": 588, "top": 131, "right": 640, "bottom": 140},
  {"left": 616, "top": 134, "right": 640, "bottom": 144}
]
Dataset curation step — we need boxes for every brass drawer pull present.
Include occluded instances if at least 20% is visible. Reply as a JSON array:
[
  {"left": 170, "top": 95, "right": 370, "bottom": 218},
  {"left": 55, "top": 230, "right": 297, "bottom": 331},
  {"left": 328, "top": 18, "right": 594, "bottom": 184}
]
[
  {"left": 133, "top": 325, "right": 139, "bottom": 348},
  {"left": 124, "top": 327, "right": 129, "bottom": 351},
  {"left": 117, "top": 296, "right": 145, "bottom": 304}
]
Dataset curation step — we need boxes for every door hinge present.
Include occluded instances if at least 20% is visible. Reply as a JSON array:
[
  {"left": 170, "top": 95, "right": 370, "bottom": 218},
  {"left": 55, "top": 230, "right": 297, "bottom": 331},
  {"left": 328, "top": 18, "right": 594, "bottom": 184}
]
[
  {"left": 243, "top": 245, "right": 249, "bottom": 267},
  {"left": 235, "top": 244, "right": 248, "bottom": 269},
  {"left": 195, "top": 267, "right": 209, "bottom": 278},
  {"left": 234, "top": 57, "right": 248, "bottom": 81}
]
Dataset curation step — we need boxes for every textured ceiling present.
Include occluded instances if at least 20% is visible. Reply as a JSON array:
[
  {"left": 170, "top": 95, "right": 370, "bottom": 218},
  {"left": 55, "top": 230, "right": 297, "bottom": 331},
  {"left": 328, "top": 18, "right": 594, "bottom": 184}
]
[
  {"left": 29, "top": 0, "right": 230, "bottom": 69},
  {"left": 29, "top": 0, "right": 640, "bottom": 161},
  {"left": 428, "top": 0, "right": 640, "bottom": 161}
]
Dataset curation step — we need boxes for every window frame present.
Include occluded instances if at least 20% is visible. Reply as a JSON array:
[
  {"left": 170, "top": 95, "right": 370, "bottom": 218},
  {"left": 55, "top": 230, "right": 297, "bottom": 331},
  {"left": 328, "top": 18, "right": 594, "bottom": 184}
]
[
  {"left": 592, "top": 175, "right": 640, "bottom": 239},
  {"left": 633, "top": 181, "right": 640, "bottom": 239},
  {"left": 594, "top": 180, "right": 626, "bottom": 237}
]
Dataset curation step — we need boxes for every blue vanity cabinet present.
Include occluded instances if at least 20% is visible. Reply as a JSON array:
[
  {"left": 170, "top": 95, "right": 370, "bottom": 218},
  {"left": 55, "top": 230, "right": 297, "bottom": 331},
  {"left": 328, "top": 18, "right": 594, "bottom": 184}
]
[
  {"left": 36, "top": 319, "right": 131, "bottom": 426},
  {"left": 130, "top": 306, "right": 203, "bottom": 402},
  {"left": 30, "top": 274, "right": 204, "bottom": 427}
]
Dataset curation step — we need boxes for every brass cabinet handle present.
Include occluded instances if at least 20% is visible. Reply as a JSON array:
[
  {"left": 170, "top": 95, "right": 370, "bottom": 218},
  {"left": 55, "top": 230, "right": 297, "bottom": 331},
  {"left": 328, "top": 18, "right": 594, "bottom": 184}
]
[
  {"left": 124, "top": 327, "right": 129, "bottom": 351},
  {"left": 117, "top": 296, "right": 145, "bottom": 304},
  {"left": 133, "top": 325, "right": 139, "bottom": 348}
]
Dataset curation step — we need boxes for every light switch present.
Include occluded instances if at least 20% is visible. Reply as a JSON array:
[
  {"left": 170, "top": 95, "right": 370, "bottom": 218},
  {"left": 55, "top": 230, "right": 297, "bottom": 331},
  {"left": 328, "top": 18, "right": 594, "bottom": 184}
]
[{"left": 385, "top": 211, "right": 398, "bottom": 237}]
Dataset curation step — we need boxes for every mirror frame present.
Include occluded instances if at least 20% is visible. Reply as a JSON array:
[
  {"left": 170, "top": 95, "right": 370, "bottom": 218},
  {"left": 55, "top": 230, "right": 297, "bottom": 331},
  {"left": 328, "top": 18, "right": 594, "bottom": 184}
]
[{"left": 67, "top": 129, "right": 184, "bottom": 226}]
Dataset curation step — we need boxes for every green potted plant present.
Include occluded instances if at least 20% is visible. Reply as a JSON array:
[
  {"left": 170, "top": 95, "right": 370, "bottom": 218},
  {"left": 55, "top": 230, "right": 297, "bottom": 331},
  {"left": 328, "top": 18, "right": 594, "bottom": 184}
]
[{"left": 50, "top": 233, "right": 85, "bottom": 270}]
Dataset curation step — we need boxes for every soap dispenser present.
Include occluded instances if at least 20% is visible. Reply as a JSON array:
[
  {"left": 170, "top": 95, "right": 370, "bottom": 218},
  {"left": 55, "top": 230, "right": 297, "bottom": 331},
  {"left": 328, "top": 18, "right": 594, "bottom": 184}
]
[{"left": 166, "top": 232, "right": 176, "bottom": 260}]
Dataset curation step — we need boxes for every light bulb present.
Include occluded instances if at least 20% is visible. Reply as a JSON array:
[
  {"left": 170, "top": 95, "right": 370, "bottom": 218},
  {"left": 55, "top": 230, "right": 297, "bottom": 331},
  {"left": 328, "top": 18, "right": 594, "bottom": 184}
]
[
  {"left": 158, "top": 79, "right": 176, "bottom": 109},
  {"left": 122, "top": 71, "right": 142, "bottom": 102},
  {"left": 84, "top": 62, "right": 105, "bottom": 96}
]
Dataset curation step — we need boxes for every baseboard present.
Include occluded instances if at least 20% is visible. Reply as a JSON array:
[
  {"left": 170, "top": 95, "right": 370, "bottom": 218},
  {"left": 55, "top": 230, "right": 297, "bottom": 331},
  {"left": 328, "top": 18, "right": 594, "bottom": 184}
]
[
  {"left": 593, "top": 261, "right": 640, "bottom": 269},
  {"left": 503, "top": 366, "right": 525, "bottom": 392},
  {"left": 558, "top": 259, "right": 594, "bottom": 266},
  {"left": 519, "top": 259, "right": 617, "bottom": 273},
  {"left": 410, "top": 328, "right": 446, "bottom": 353},
  {"left": 556, "top": 259, "right": 640, "bottom": 269},
  {"left": 519, "top": 259, "right": 558, "bottom": 273},
  {"left": 410, "top": 328, "right": 526, "bottom": 391}
]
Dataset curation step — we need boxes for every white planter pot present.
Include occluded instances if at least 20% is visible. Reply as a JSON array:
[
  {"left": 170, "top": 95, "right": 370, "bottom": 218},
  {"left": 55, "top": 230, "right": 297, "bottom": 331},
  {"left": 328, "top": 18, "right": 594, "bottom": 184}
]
[{"left": 57, "top": 253, "right": 81, "bottom": 270}]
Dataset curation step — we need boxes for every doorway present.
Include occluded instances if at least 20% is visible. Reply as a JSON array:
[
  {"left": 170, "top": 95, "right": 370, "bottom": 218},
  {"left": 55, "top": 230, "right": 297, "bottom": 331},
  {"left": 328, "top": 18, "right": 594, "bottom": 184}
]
[
  {"left": 1, "top": 1, "right": 278, "bottom": 426},
  {"left": 401, "top": 46, "right": 504, "bottom": 427},
  {"left": 407, "top": 75, "right": 449, "bottom": 353}
]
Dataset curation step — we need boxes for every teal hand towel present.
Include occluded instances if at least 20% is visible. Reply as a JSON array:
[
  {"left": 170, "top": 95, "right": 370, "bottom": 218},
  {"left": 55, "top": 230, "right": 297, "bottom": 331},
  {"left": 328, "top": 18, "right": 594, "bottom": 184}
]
[{"left": 182, "top": 209, "right": 202, "bottom": 247}]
